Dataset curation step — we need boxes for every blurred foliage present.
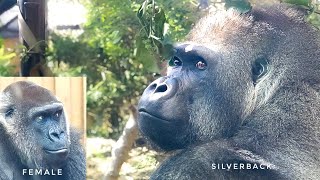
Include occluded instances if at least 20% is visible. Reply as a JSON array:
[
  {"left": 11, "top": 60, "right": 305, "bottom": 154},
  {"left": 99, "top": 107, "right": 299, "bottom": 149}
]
[
  {"left": 47, "top": 0, "right": 320, "bottom": 139},
  {"left": 306, "top": 1, "right": 320, "bottom": 28},
  {"left": 137, "top": 0, "right": 175, "bottom": 59},
  {"left": 48, "top": 0, "right": 199, "bottom": 138},
  {"left": 0, "top": 38, "right": 16, "bottom": 76}
]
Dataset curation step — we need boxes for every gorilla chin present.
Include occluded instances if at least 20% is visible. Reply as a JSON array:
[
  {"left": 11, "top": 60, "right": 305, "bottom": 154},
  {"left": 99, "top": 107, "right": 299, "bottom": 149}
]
[
  {"left": 138, "top": 110, "right": 190, "bottom": 151},
  {"left": 44, "top": 148, "right": 69, "bottom": 169}
]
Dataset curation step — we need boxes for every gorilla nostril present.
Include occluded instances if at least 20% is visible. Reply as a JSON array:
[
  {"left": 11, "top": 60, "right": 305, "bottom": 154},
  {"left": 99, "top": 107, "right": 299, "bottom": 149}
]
[
  {"left": 50, "top": 132, "right": 59, "bottom": 139},
  {"left": 150, "top": 83, "right": 157, "bottom": 90},
  {"left": 154, "top": 84, "right": 168, "bottom": 93}
]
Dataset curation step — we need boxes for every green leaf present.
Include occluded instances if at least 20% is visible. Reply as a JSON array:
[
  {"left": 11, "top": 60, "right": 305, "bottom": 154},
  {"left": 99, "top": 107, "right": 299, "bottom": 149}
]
[
  {"left": 225, "top": 0, "right": 252, "bottom": 13},
  {"left": 307, "top": 12, "right": 320, "bottom": 28},
  {"left": 135, "top": 36, "right": 160, "bottom": 73},
  {"left": 154, "top": 7, "right": 166, "bottom": 38},
  {"left": 137, "top": 0, "right": 152, "bottom": 36},
  {"left": 158, "top": 34, "right": 174, "bottom": 59},
  {"left": 137, "top": 0, "right": 174, "bottom": 60}
]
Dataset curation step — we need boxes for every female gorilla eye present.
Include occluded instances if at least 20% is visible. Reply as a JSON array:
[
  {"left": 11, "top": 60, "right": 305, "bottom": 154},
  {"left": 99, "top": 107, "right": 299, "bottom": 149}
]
[
  {"left": 169, "top": 56, "right": 182, "bottom": 67},
  {"left": 5, "top": 108, "right": 14, "bottom": 118},
  {"left": 253, "top": 63, "right": 264, "bottom": 75},
  {"left": 54, "top": 111, "right": 62, "bottom": 119},
  {"left": 35, "top": 115, "right": 44, "bottom": 122},
  {"left": 195, "top": 60, "right": 207, "bottom": 70},
  {"left": 252, "top": 57, "right": 269, "bottom": 83}
]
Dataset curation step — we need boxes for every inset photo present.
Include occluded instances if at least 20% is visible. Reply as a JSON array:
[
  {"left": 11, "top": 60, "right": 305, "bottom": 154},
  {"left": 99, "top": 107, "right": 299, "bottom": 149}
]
[{"left": 0, "top": 77, "right": 86, "bottom": 180}]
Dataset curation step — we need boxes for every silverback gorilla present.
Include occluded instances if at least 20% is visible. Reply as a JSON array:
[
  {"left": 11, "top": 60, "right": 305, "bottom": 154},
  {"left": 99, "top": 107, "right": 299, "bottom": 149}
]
[
  {"left": 0, "top": 81, "right": 85, "bottom": 180},
  {"left": 138, "top": 4, "right": 320, "bottom": 180}
]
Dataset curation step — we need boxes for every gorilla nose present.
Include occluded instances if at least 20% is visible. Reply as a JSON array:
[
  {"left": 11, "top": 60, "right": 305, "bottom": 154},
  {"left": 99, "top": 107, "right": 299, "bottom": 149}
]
[
  {"left": 145, "top": 77, "right": 178, "bottom": 100},
  {"left": 49, "top": 128, "right": 65, "bottom": 142}
]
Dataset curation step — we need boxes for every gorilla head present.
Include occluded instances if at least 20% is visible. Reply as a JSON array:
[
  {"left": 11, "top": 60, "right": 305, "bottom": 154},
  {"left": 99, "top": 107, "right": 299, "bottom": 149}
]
[
  {"left": 0, "top": 81, "right": 69, "bottom": 169},
  {"left": 0, "top": 81, "right": 85, "bottom": 180},
  {"left": 138, "top": 4, "right": 320, "bottom": 179}
]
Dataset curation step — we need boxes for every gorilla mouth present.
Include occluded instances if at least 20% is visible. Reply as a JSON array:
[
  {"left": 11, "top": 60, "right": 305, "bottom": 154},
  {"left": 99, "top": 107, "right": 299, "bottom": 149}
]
[
  {"left": 138, "top": 109, "right": 170, "bottom": 122},
  {"left": 44, "top": 148, "right": 69, "bottom": 164},
  {"left": 44, "top": 148, "right": 68, "bottom": 154}
]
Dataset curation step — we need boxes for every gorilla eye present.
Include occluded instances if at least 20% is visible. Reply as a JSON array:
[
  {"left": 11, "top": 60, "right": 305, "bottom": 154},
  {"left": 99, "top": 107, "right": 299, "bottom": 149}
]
[
  {"left": 252, "top": 57, "right": 269, "bottom": 83},
  {"left": 195, "top": 60, "right": 207, "bottom": 70},
  {"left": 5, "top": 108, "right": 14, "bottom": 118},
  {"left": 35, "top": 115, "right": 44, "bottom": 122},
  {"left": 54, "top": 111, "right": 62, "bottom": 119},
  {"left": 169, "top": 56, "right": 182, "bottom": 67}
]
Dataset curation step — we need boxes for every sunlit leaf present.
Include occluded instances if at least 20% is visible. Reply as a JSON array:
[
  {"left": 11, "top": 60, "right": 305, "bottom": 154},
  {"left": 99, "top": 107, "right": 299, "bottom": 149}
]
[{"left": 135, "top": 36, "right": 160, "bottom": 73}]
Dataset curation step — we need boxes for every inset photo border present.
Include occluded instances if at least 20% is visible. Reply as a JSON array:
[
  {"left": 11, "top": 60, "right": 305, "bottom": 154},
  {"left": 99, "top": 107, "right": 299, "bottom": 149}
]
[{"left": 0, "top": 77, "right": 86, "bottom": 180}]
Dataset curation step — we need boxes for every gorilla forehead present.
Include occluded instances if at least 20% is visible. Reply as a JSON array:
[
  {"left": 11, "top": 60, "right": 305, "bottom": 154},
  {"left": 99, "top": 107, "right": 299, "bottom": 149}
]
[
  {"left": 187, "top": 9, "right": 252, "bottom": 43},
  {"left": 3, "top": 81, "right": 59, "bottom": 107},
  {"left": 187, "top": 4, "right": 305, "bottom": 45}
]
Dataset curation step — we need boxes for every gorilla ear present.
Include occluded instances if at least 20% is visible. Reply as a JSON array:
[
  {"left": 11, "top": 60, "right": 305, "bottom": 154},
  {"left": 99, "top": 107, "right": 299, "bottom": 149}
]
[{"left": 252, "top": 56, "right": 269, "bottom": 84}]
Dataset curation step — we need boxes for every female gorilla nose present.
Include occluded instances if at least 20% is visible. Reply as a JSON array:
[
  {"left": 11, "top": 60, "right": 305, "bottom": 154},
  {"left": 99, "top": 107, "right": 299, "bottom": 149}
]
[
  {"left": 49, "top": 128, "right": 65, "bottom": 142},
  {"left": 145, "top": 77, "right": 178, "bottom": 100}
]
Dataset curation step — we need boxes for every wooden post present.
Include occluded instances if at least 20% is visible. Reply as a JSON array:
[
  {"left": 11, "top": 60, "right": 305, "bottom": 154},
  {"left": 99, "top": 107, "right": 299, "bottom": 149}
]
[{"left": 17, "top": 0, "right": 49, "bottom": 76}]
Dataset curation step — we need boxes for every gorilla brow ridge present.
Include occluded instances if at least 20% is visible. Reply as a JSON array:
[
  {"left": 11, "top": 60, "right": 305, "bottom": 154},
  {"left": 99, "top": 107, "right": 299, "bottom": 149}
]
[{"left": 28, "top": 102, "right": 64, "bottom": 118}]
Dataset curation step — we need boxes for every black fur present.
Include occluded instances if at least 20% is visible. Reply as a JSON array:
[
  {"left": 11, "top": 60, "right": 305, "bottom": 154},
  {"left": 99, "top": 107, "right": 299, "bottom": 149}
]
[
  {"left": 138, "top": 4, "right": 320, "bottom": 179},
  {"left": 0, "top": 81, "right": 85, "bottom": 180}
]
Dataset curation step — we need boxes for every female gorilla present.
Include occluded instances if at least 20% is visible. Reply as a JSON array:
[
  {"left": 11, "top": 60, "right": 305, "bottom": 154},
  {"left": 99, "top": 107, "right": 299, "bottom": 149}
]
[{"left": 0, "top": 81, "right": 85, "bottom": 180}]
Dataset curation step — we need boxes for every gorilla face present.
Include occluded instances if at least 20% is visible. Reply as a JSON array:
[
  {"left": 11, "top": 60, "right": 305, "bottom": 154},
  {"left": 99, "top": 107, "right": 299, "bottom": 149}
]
[
  {"left": 29, "top": 103, "right": 70, "bottom": 168},
  {"left": 138, "top": 9, "right": 283, "bottom": 151},
  {"left": 138, "top": 45, "right": 258, "bottom": 151},
  {"left": 0, "top": 81, "right": 70, "bottom": 169}
]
